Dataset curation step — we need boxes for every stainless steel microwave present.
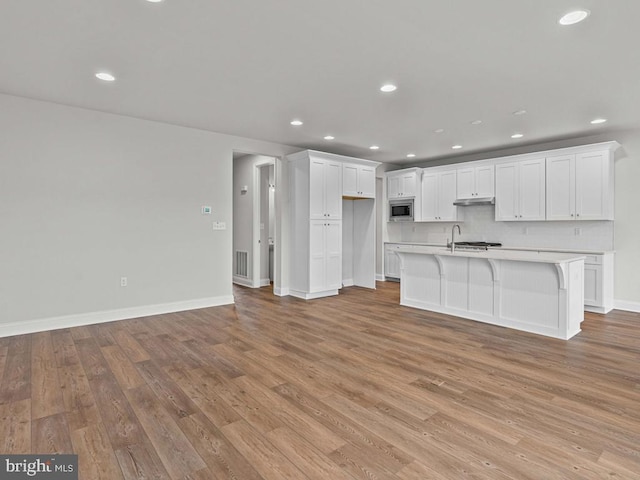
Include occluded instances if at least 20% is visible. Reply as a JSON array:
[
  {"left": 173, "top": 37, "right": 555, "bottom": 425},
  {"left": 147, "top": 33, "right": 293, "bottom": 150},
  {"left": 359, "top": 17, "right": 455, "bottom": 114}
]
[{"left": 389, "top": 198, "right": 414, "bottom": 222}]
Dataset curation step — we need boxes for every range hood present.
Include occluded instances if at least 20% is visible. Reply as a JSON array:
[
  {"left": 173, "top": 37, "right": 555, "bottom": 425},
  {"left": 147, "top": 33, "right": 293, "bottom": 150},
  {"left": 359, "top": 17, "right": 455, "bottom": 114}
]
[{"left": 453, "top": 197, "right": 495, "bottom": 206}]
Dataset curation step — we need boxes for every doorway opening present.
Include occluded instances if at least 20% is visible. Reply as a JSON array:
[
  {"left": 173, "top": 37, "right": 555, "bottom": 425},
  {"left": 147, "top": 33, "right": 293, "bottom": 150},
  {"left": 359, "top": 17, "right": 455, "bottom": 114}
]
[{"left": 232, "top": 152, "right": 278, "bottom": 294}]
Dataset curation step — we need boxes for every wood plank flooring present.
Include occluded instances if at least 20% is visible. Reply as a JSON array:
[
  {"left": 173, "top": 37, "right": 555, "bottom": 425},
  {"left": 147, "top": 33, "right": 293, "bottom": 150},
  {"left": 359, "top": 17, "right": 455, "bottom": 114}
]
[{"left": 1, "top": 281, "right": 639, "bottom": 479}]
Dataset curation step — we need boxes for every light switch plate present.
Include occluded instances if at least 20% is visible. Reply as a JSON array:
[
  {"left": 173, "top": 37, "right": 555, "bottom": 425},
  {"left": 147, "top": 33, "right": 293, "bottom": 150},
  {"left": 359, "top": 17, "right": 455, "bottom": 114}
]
[{"left": 213, "top": 221, "right": 226, "bottom": 230}]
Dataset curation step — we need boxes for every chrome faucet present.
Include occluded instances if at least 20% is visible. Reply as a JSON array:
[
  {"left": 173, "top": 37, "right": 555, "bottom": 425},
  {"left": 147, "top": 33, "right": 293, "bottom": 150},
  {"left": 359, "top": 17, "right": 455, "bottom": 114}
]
[{"left": 451, "top": 224, "right": 461, "bottom": 253}]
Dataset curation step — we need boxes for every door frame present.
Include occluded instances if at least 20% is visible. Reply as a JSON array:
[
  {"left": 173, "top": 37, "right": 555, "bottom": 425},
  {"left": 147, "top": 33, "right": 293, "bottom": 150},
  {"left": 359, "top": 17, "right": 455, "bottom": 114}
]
[{"left": 252, "top": 159, "right": 276, "bottom": 290}]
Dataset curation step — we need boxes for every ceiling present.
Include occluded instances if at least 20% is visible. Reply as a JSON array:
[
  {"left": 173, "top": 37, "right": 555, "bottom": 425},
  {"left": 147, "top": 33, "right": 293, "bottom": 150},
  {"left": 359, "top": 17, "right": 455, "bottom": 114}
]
[{"left": 1, "top": 0, "right": 638, "bottom": 164}]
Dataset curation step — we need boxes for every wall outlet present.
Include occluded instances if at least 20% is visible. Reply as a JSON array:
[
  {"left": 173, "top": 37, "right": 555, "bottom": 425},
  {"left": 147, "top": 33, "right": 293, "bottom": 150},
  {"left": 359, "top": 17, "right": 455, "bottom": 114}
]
[
  {"left": 523, "top": 227, "right": 529, "bottom": 235},
  {"left": 575, "top": 227, "right": 582, "bottom": 236},
  {"left": 213, "top": 221, "right": 226, "bottom": 230},
  {"left": 120, "top": 277, "right": 128, "bottom": 287}
]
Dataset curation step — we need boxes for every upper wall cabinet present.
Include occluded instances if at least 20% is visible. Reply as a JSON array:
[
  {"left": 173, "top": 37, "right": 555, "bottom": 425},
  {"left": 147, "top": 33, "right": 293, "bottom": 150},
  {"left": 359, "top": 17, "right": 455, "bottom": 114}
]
[
  {"left": 495, "top": 158, "right": 546, "bottom": 221},
  {"left": 343, "top": 163, "right": 376, "bottom": 198},
  {"left": 546, "top": 149, "right": 615, "bottom": 221},
  {"left": 309, "top": 157, "right": 343, "bottom": 219},
  {"left": 387, "top": 168, "right": 420, "bottom": 198},
  {"left": 420, "top": 168, "right": 458, "bottom": 222},
  {"left": 456, "top": 164, "right": 494, "bottom": 199}
]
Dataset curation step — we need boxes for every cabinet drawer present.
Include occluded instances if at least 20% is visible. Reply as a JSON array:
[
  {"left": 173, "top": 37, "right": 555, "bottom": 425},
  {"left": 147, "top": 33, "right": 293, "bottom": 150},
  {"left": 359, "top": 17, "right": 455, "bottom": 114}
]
[{"left": 583, "top": 254, "right": 602, "bottom": 265}]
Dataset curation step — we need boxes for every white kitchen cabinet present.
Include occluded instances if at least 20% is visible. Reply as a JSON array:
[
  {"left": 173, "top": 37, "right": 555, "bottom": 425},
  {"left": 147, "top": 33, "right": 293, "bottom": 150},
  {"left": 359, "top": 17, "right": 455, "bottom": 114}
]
[
  {"left": 343, "top": 163, "right": 376, "bottom": 198},
  {"left": 289, "top": 150, "right": 379, "bottom": 300},
  {"left": 582, "top": 252, "right": 614, "bottom": 313},
  {"left": 309, "top": 157, "right": 342, "bottom": 220},
  {"left": 420, "top": 168, "right": 458, "bottom": 222},
  {"left": 456, "top": 164, "right": 494, "bottom": 199},
  {"left": 495, "top": 158, "right": 546, "bottom": 221},
  {"left": 309, "top": 220, "right": 342, "bottom": 292},
  {"left": 384, "top": 244, "right": 401, "bottom": 279},
  {"left": 387, "top": 169, "right": 419, "bottom": 198},
  {"left": 546, "top": 150, "right": 614, "bottom": 221}
]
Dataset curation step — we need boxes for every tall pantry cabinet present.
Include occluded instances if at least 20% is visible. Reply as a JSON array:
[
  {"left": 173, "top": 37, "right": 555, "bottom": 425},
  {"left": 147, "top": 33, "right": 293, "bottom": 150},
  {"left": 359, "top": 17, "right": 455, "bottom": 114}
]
[{"left": 288, "top": 150, "right": 380, "bottom": 299}]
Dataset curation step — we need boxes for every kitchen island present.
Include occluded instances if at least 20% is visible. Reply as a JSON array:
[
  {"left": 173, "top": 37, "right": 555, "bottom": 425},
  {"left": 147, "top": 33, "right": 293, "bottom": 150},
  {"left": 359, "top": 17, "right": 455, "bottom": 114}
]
[{"left": 395, "top": 245, "right": 585, "bottom": 339}]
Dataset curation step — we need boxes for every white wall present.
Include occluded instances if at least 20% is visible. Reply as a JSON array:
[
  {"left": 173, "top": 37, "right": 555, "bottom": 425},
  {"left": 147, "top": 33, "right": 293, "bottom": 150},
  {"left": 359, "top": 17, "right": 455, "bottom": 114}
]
[
  {"left": 0, "top": 94, "right": 296, "bottom": 335},
  {"left": 383, "top": 129, "right": 640, "bottom": 309}
]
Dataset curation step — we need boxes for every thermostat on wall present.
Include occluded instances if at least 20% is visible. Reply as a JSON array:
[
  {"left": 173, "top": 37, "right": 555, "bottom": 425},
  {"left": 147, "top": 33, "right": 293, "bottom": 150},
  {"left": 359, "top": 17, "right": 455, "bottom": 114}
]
[{"left": 201, "top": 206, "right": 212, "bottom": 215}]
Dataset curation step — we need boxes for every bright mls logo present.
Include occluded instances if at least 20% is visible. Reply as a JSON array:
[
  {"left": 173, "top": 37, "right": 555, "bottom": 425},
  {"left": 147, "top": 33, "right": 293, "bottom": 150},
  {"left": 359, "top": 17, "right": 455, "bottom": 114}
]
[{"left": 1, "top": 455, "right": 77, "bottom": 480}]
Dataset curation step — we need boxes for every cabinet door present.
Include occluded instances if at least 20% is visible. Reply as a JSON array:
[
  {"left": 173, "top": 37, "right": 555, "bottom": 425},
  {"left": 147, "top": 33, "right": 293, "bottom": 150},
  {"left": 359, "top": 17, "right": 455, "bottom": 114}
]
[
  {"left": 385, "top": 248, "right": 401, "bottom": 278},
  {"left": 401, "top": 173, "right": 417, "bottom": 197},
  {"left": 358, "top": 166, "right": 376, "bottom": 198},
  {"left": 309, "top": 220, "right": 326, "bottom": 292},
  {"left": 475, "top": 165, "right": 495, "bottom": 197},
  {"left": 546, "top": 154, "right": 575, "bottom": 221},
  {"left": 519, "top": 159, "right": 546, "bottom": 220},
  {"left": 324, "top": 220, "right": 343, "bottom": 290},
  {"left": 576, "top": 151, "right": 609, "bottom": 220},
  {"left": 342, "top": 164, "right": 359, "bottom": 197},
  {"left": 438, "top": 170, "right": 458, "bottom": 221},
  {"left": 495, "top": 162, "right": 518, "bottom": 221},
  {"left": 309, "top": 159, "right": 326, "bottom": 220},
  {"left": 583, "top": 264, "right": 602, "bottom": 306},
  {"left": 456, "top": 167, "right": 475, "bottom": 199},
  {"left": 421, "top": 172, "right": 438, "bottom": 221},
  {"left": 387, "top": 175, "right": 401, "bottom": 198},
  {"left": 324, "top": 161, "right": 343, "bottom": 219}
]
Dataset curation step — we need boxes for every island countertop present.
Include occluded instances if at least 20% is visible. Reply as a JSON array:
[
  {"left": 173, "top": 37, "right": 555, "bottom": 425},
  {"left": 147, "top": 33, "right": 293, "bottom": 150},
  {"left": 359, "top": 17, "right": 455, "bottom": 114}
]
[
  {"left": 394, "top": 244, "right": 585, "bottom": 264},
  {"left": 385, "top": 242, "right": 613, "bottom": 256}
]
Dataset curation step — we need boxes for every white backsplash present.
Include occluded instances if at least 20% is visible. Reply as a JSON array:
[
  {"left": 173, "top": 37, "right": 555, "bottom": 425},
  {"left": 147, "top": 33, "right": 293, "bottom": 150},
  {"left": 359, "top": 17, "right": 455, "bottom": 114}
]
[{"left": 388, "top": 205, "right": 614, "bottom": 251}]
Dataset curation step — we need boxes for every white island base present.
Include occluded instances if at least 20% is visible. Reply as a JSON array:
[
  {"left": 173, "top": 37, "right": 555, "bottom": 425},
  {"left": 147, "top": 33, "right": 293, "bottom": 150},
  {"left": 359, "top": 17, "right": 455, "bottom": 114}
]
[{"left": 397, "top": 247, "right": 585, "bottom": 340}]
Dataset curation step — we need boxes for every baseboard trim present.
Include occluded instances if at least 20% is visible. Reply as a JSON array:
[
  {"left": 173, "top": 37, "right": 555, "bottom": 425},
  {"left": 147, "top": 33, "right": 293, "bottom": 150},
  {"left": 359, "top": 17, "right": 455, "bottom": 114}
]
[
  {"left": 233, "top": 276, "right": 255, "bottom": 288},
  {"left": 614, "top": 299, "right": 640, "bottom": 313},
  {"left": 259, "top": 278, "right": 271, "bottom": 287},
  {"left": 342, "top": 279, "right": 355, "bottom": 287},
  {"left": 376, "top": 273, "right": 386, "bottom": 282},
  {"left": 273, "top": 287, "right": 289, "bottom": 297},
  {"left": 289, "top": 289, "right": 339, "bottom": 300},
  {"left": 0, "top": 295, "right": 235, "bottom": 338}
]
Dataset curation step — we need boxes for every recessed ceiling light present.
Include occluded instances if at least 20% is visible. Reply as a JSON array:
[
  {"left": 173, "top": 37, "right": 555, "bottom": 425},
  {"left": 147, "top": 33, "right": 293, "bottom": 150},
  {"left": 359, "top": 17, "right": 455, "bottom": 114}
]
[
  {"left": 470, "top": 120, "right": 483, "bottom": 125},
  {"left": 290, "top": 120, "right": 303, "bottom": 126},
  {"left": 434, "top": 128, "right": 445, "bottom": 134},
  {"left": 590, "top": 118, "right": 607, "bottom": 124},
  {"left": 452, "top": 145, "right": 463, "bottom": 150},
  {"left": 380, "top": 84, "right": 397, "bottom": 93},
  {"left": 406, "top": 153, "right": 416, "bottom": 158},
  {"left": 369, "top": 145, "right": 380, "bottom": 150},
  {"left": 511, "top": 133, "right": 524, "bottom": 139},
  {"left": 513, "top": 109, "right": 527, "bottom": 116},
  {"left": 95, "top": 72, "right": 115, "bottom": 82},
  {"left": 559, "top": 10, "right": 590, "bottom": 26},
  {"left": 146, "top": 0, "right": 163, "bottom": 2},
  {"left": 323, "top": 135, "right": 335, "bottom": 140}
]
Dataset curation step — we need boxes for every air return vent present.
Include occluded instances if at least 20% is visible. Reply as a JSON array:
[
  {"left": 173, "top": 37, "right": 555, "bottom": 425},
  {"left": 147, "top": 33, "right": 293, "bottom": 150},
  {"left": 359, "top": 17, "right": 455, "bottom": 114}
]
[{"left": 235, "top": 251, "right": 248, "bottom": 277}]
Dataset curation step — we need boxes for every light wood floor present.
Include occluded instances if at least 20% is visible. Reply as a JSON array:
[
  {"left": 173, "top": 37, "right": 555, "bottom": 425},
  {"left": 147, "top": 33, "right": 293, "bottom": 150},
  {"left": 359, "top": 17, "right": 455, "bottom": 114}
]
[{"left": 1, "top": 281, "right": 639, "bottom": 479}]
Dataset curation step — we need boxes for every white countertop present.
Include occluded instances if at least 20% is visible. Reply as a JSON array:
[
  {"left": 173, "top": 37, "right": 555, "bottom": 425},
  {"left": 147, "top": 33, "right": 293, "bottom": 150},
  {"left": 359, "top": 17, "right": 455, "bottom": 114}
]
[
  {"left": 395, "top": 244, "right": 585, "bottom": 264},
  {"left": 385, "top": 242, "right": 614, "bottom": 255}
]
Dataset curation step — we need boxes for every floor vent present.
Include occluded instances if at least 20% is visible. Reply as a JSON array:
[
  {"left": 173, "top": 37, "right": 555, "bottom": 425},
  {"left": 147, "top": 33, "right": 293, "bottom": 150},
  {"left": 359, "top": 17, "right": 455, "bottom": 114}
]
[{"left": 235, "top": 251, "right": 249, "bottom": 277}]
